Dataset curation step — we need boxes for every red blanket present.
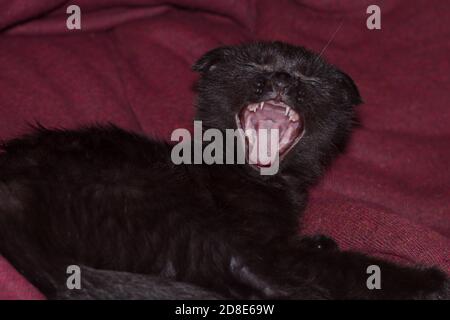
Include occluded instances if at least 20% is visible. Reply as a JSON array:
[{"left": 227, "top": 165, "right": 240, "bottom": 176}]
[{"left": 0, "top": 0, "right": 448, "bottom": 299}]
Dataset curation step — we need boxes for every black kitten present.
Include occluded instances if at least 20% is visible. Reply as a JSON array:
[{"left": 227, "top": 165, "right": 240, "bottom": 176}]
[{"left": 0, "top": 42, "right": 448, "bottom": 300}]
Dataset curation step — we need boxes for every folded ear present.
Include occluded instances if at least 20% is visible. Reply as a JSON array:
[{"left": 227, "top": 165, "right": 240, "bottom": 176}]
[
  {"left": 192, "top": 46, "right": 233, "bottom": 73},
  {"left": 336, "top": 71, "right": 363, "bottom": 106}
]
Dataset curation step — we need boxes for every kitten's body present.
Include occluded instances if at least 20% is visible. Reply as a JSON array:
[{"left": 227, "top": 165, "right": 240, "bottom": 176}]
[
  {"left": 0, "top": 125, "right": 317, "bottom": 298},
  {"left": 0, "top": 42, "right": 447, "bottom": 299}
]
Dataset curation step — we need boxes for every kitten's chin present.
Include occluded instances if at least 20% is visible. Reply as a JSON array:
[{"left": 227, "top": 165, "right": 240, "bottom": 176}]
[{"left": 236, "top": 100, "right": 305, "bottom": 168}]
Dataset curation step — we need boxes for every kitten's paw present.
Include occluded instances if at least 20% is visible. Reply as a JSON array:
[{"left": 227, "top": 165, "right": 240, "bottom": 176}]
[
  {"left": 423, "top": 281, "right": 450, "bottom": 300},
  {"left": 299, "top": 235, "right": 339, "bottom": 251},
  {"left": 372, "top": 266, "right": 449, "bottom": 300},
  {"left": 412, "top": 269, "right": 449, "bottom": 300}
]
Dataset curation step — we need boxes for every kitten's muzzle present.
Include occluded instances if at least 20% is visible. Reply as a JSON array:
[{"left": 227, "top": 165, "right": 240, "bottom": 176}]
[
  {"left": 256, "top": 72, "right": 294, "bottom": 102},
  {"left": 271, "top": 71, "right": 292, "bottom": 93}
]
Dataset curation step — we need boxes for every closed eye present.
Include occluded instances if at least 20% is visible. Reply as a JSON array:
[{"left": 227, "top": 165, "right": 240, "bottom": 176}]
[
  {"left": 242, "top": 63, "right": 259, "bottom": 69},
  {"left": 297, "top": 73, "right": 321, "bottom": 85},
  {"left": 241, "top": 63, "right": 276, "bottom": 73}
]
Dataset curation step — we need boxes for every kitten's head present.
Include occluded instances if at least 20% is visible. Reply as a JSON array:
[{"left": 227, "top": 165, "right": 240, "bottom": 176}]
[{"left": 193, "top": 41, "right": 361, "bottom": 178}]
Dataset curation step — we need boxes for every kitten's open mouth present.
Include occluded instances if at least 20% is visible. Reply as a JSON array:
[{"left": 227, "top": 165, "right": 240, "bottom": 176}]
[{"left": 236, "top": 100, "right": 304, "bottom": 168}]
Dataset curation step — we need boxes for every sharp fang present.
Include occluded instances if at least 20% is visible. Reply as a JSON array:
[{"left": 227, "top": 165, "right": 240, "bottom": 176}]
[
  {"left": 289, "top": 112, "right": 299, "bottom": 122},
  {"left": 248, "top": 104, "right": 258, "bottom": 112},
  {"left": 259, "top": 102, "right": 264, "bottom": 110},
  {"left": 285, "top": 107, "right": 290, "bottom": 116}
]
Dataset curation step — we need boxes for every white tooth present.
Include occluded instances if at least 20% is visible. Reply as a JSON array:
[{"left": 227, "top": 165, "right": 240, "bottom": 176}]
[
  {"left": 260, "top": 102, "right": 264, "bottom": 110},
  {"left": 289, "top": 112, "right": 299, "bottom": 122},
  {"left": 285, "top": 107, "right": 290, "bottom": 116},
  {"left": 248, "top": 104, "right": 257, "bottom": 112}
]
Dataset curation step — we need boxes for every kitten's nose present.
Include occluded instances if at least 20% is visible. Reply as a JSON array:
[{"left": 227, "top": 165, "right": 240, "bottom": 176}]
[{"left": 271, "top": 72, "right": 291, "bottom": 93}]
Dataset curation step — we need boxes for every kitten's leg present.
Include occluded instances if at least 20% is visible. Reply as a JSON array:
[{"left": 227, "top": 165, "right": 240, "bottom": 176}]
[
  {"left": 228, "top": 255, "right": 331, "bottom": 299},
  {"left": 254, "top": 236, "right": 450, "bottom": 300}
]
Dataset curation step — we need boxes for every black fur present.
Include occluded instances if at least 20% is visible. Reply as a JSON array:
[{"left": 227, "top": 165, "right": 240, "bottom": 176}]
[
  {"left": 0, "top": 42, "right": 448, "bottom": 299},
  {"left": 55, "top": 265, "right": 225, "bottom": 300}
]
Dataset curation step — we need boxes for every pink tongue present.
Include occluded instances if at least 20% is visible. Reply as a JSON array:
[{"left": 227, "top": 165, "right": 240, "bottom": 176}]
[
  {"left": 257, "top": 119, "right": 279, "bottom": 130},
  {"left": 242, "top": 103, "right": 302, "bottom": 167}
]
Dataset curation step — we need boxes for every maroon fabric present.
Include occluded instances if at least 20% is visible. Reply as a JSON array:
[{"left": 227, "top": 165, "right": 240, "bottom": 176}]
[{"left": 0, "top": 0, "right": 449, "bottom": 299}]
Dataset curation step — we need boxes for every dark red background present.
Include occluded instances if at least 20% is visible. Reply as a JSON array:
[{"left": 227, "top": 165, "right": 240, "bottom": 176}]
[{"left": 0, "top": 0, "right": 448, "bottom": 299}]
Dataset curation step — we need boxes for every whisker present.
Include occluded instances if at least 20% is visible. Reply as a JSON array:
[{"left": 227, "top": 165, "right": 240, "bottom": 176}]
[{"left": 316, "top": 19, "right": 344, "bottom": 60}]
